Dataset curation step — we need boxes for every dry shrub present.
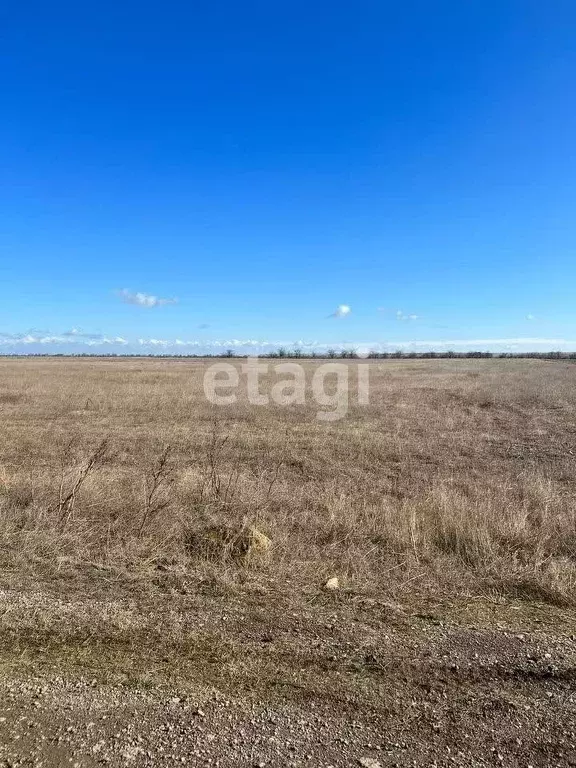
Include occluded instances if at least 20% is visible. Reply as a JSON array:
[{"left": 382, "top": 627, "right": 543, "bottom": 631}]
[
  {"left": 184, "top": 523, "right": 271, "bottom": 565},
  {"left": 404, "top": 478, "right": 576, "bottom": 602}
]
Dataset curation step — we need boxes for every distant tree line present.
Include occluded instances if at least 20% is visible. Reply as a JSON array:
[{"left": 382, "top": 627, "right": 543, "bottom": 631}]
[
  {"left": 2, "top": 350, "right": 575, "bottom": 360},
  {"left": 261, "top": 349, "right": 575, "bottom": 360}
]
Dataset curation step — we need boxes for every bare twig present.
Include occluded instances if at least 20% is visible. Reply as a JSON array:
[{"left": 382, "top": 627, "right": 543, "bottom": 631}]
[
  {"left": 138, "top": 445, "right": 174, "bottom": 538},
  {"left": 54, "top": 439, "right": 109, "bottom": 531}
]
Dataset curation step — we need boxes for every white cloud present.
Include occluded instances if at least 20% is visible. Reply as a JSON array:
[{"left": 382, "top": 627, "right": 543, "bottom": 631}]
[
  {"left": 2, "top": 332, "right": 576, "bottom": 356},
  {"left": 396, "top": 310, "right": 419, "bottom": 321},
  {"left": 329, "top": 304, "right": 351, "bottom": 318},
  {"left": 526, "top": 314, "right": 536, "bottom": 321},
  {"left": 117, "top": 289, "right": 178, "bottom": 308},
  {"left": 138, "top": 338, "right": 266, "bottom": 349},
  {"left": 0, "top": 332, "right": 128, "bottom": 347},
  {"left": 62, "top": 329, "right": 104, "bottom": 340},
  {"left": 360, "top": 338, "right": 574, "bottom": 352}
]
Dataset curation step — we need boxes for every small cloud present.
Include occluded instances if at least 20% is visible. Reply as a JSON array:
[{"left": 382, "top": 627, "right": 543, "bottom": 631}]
[
  {"left": 117, "top": 289, "right": 178, "bottom": 308},
  {"left": 197, "top": 323, "right": 210, "bottom": 329},
  {"left": 396, "top": 310, "right": 419, "bottom": 321},
  {"left": 329, "top": 304, "right": 351, "bottom": 319},
  {"left": 62, "top": 328, "right": 103, "bottom": 340},
  {"left": 526, "top": 314, "right": 536, "bottom": 321}
]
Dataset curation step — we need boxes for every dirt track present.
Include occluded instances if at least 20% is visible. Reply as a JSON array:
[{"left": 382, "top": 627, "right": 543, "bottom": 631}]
[{"left": 1, "top": 586, "right": 575, "bottom": 767}]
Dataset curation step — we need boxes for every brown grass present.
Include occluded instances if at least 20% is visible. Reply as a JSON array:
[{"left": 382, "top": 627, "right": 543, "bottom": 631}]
[{"left": 0, "top": 357, "right": 575, "bottom": 605}]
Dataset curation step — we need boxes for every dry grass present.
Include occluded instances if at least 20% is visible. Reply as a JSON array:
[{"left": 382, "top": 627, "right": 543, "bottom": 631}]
[{"left": 0, "top": 357, "right": 575, "bottom": 605}]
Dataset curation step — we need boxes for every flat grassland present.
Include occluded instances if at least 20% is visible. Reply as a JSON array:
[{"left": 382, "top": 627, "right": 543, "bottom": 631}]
[{"left": 1, "top": 358, "right": 576, "bottom": 766}]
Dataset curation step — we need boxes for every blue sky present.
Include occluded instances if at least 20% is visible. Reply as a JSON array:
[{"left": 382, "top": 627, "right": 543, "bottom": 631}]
[{"left": 1, "top": 0, "right": 575, "bottom": 354}]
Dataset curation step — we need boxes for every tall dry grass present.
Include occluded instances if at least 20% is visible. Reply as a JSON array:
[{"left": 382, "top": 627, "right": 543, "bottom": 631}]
[{"left": 0, "top": 357, "right": 575, "bottom": 604}]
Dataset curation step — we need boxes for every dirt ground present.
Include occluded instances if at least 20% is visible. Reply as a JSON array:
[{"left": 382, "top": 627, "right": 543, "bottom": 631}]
[{"left": 1, "top": 586, "right": 575, "bottom": 767}]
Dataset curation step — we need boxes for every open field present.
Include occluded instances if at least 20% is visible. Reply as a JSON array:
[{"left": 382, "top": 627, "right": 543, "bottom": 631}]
[{"left": 1, "top": 358, "right": 576, "bottom": 766}]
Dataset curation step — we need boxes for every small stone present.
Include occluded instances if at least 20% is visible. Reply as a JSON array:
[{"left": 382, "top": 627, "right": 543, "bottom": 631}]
[
  {"left": 323, "top": 576, "right": 340, "bottom": 591},
  {"left": 359, "top": 759, "right": 382, "bottom": 768}
]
